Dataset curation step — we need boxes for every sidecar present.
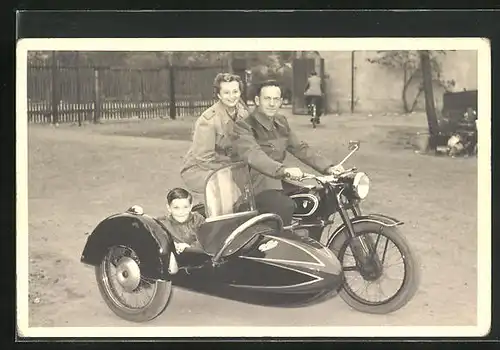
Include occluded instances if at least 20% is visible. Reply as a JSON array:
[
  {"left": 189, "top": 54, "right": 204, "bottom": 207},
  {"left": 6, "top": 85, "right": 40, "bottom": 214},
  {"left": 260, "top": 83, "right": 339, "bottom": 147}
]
[{"left": 80, "top": 162, "right": 344, "bottom": 323}]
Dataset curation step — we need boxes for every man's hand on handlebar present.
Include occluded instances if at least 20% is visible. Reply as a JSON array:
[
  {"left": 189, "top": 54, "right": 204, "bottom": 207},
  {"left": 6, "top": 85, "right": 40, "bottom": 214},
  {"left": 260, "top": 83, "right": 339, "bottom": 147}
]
[
  {"left": 283, "top": 167, "right": 304, "bottom": 181},
  {"left": 326, "top": 164, "right": 345, "bottom": 176},
  {"left": 284, "top": 165, "right": 345, "bottom": 181}
]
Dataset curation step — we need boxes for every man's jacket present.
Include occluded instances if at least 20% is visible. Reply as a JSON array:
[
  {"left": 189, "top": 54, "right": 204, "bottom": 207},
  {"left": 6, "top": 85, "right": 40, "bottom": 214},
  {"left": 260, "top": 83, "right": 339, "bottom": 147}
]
[{"left": 232, "top": 109, "right": 334, "bottom": 194}]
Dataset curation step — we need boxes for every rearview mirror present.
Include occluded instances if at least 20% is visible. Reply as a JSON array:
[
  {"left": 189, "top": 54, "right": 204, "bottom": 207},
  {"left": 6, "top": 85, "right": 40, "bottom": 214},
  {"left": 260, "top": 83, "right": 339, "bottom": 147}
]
[{"left": 348, "top": 140, "right": 360, "bottom": 151}]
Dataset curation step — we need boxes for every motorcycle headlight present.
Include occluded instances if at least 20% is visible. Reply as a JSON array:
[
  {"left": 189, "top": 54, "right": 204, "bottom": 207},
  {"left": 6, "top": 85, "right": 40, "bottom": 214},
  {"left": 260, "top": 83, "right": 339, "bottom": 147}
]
[{"left": 352, "top": 172, "right": 370, "bottom": 199}]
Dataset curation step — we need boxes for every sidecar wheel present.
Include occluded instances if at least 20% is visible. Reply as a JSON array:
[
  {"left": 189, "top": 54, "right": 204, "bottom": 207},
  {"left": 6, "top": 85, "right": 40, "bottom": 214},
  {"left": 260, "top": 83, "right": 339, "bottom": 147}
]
[
  {"left": 329, "top": 223, "right": 420, "bottom": 314},
  {"left": 95, "top": 245, "right": 172, "bottom": 323}
]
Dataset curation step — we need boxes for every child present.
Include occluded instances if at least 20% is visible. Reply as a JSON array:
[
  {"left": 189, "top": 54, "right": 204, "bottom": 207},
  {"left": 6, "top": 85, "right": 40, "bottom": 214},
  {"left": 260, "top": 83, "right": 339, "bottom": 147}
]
[{"left": 157, "top": 187, "right": 205, "bottom": 254}]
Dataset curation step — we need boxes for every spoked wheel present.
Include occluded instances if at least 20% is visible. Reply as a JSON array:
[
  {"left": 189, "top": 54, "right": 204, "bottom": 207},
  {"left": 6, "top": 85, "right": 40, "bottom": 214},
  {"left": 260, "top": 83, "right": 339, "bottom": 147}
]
[
  {"left": 95, "top": 245, "right": 172, "bottom": 322},
  {"left": 330, "top": 223, "right": 420, "bottom": 314}
]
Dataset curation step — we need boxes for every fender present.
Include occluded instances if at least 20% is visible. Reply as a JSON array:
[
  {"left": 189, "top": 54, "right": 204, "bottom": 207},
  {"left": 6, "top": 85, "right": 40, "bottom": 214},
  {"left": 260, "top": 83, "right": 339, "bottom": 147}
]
[
  {"left": 324, "top": 213, "right": 404, "bottom": 247},
  {"left": 80, "top": 212, "right": 174, "bottom": 280}
]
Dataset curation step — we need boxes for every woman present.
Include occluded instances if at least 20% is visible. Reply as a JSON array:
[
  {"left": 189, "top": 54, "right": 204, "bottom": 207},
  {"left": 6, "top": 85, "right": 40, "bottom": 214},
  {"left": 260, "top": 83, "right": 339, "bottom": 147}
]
[{"left": 180, "top": 73, "right": 249, "bottom": 204}]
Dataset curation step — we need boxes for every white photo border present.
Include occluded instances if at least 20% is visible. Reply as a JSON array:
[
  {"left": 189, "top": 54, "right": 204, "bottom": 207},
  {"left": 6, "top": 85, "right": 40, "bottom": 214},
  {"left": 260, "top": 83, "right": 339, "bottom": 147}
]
[{"left": 16, "top": 37, "right": 491, "bottom": 338}]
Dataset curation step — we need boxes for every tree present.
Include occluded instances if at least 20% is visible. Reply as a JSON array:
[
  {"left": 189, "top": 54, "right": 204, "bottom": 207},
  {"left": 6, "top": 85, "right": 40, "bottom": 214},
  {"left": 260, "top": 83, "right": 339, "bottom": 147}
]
[
  {"left": 27, "top": 51, "right": 51, "bottom": 65},
  {"left": 27, "top": 50, "right": 232, "bottom": 69},
  {"left": 367, "top": 50, "right": 456, "bottom": 113},
  {"left": 26, "top": 50, "right": 296, "bottom": 72},
  {"left": 26, "top": 50, "right": 295, "bottom": 103},
  {"left": 420, "top": 50, "right": 440, "bottom": 152},
  {"left": 240, "top": 51, "right": 294, "bottom": 99}
]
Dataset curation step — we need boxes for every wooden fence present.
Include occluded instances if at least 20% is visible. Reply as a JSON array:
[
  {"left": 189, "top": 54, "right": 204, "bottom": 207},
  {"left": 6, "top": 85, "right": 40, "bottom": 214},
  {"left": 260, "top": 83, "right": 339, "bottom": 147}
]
[{"left": 27, "top": 61, "right": 225, "bottom": 124}]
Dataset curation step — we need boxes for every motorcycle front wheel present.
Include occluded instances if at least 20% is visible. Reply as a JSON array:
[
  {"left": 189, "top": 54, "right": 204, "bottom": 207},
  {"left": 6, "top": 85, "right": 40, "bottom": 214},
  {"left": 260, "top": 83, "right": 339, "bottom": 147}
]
[
  {"left": 329, "top": 222, "right": 420, "bottom": 314},
  {"left": 95, "top": 245, "right": 172, "bottom": 322}
]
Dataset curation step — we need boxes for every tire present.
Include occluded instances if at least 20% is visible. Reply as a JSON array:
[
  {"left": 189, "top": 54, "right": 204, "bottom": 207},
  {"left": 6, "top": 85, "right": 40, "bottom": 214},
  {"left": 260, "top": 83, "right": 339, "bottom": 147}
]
[
  {"left": 329, "top": 222, "right": 420, "bottom": 314},
  {"left": 312, "top": 104, "right": 317, "bottom": 128},
  {"left": 95, "top": 246, "right": 172, "bottom": 322}
]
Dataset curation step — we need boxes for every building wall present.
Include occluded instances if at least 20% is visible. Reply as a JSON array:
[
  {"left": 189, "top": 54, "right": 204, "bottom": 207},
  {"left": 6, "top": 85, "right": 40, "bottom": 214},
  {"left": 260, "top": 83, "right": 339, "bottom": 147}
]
[{"left": 318, "top": 50, "right": 478, "bottom": 114}]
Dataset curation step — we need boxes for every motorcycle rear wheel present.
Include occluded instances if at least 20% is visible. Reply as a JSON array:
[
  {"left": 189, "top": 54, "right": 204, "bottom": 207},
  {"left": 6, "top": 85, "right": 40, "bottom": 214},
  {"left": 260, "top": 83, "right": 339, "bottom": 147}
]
[
  {"left": 312, "top": 104, "right": 317, "bottom": 128},
  {"left": 95, "top": 245, "right": 172, "bottom": 322},
  {"left": 329, "top": 222, "right": 420, "bottom": 314}
]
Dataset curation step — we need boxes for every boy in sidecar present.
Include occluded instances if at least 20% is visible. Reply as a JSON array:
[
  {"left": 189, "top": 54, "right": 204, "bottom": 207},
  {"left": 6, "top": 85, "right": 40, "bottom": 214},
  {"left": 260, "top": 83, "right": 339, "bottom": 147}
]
[{"left": 156, "top": 187, "right": 205, "bottom": 254}]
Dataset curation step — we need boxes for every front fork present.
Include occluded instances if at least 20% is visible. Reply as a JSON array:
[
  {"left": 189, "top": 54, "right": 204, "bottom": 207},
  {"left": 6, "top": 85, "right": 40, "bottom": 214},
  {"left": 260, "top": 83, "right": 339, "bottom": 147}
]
[{"left": 337, "top": 199, "right": 382, "bottom": 280}]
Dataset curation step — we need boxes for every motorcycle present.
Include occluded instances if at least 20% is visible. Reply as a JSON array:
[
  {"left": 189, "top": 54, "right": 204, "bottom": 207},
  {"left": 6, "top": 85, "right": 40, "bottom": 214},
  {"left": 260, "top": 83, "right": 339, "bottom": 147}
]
[
  {"left": 80, "top": 141, "right": 419, "bottom": 322},
  {"left": 438, "top": 91, "right": 478, "bottom": 157},
  {"left": 281, "top": 140, "right": 420, "bottom": 313}
]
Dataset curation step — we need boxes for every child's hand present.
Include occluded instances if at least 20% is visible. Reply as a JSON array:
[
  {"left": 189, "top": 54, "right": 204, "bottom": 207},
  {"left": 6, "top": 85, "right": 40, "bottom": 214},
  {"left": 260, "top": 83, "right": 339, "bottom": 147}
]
[{"left": 174, "top": 242, "right": 191, "bottom": 254}]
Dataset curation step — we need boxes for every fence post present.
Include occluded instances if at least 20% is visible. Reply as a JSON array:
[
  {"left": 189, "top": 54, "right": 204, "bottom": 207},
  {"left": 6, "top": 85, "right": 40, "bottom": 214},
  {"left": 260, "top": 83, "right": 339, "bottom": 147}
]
[
  {"left": 320, "top": 58, "right": 327, "bottom": 114},
  {"left": 51, "top": 51, "right": 59, "bottom": 125},
  {"left": 75, "top": 51, "right": 82, "bottom": 126},
  {"left": 93, "top": 68, "right": 101, "bottom": 124},
  {"left": 140, "top": 71, "right": 145, "bottom": 102},
  {"left": 232, "top": 58, "right": 248, "bottom": 103},
  {"left": 169, "top": 65, "right": 176, "bottom": 120},
  {"left": 350, "top": 51, "right": 355, "bottom": 114},
  {"left": 227, "top": 53, "right": 234, "bottom": 73}
]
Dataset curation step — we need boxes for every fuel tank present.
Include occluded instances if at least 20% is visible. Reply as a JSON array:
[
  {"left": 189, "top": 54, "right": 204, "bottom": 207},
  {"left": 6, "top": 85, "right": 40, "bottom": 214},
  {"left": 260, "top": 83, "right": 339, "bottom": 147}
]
[
  {"left": 290, "top": 193, "right": 321, "bottom": 217},
  {"left": 213, "top": 233, "right": 344, "bottom": 294}
]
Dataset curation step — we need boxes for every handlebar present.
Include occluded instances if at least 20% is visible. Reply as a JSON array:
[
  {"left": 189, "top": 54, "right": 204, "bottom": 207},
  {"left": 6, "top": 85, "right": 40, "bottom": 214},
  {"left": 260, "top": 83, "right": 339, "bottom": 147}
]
[
  {"left": 283, "top": 141, "right": 360, "bottom": 183},
  {"left": 284, "top": 167, "right": 358, "bottom": 183},
  {"left": 300, "top": 173, "right": 336, "bottom": 182},
  {"left": 303, "top": 167, "right": 357, "bottom": 182}
]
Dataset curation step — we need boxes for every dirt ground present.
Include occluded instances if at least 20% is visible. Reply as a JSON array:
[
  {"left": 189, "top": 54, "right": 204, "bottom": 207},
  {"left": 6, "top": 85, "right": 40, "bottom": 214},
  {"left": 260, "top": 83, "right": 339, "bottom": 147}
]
[{"left": 24, "top": 110, "right": 479, "bottom": 329}]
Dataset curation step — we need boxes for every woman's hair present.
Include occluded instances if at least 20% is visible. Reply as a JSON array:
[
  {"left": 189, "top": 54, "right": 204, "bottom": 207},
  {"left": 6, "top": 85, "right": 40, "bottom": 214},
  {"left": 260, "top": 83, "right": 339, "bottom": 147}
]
[
  {"left": 166, "top": 187, "right": 193, "bottom": 205},
  {"left": 213, "top": 72, "right": 244, "bottom": 96}
]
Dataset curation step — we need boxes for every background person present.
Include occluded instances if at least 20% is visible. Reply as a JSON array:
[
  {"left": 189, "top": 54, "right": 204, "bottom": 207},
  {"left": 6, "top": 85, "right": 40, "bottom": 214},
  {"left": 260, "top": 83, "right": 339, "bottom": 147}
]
[{"left": 304, "top": 70, "right": 325, "bottom": 119}]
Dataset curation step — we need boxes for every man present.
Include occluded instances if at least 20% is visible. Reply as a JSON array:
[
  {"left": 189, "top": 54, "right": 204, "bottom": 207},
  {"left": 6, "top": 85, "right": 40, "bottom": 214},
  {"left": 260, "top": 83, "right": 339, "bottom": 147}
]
[
  {"left": 231, "top": 80, "right": 343, "bottom": 227},
  {"left": 304, "top": 71, "right": 325, "bottom": 120}
]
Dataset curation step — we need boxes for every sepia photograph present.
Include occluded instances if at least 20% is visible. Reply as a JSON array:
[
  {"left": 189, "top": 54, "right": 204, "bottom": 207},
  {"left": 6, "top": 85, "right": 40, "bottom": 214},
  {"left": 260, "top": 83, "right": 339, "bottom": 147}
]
[{"left": 16, "top": 38, "right": 490, "bottom": 338}]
